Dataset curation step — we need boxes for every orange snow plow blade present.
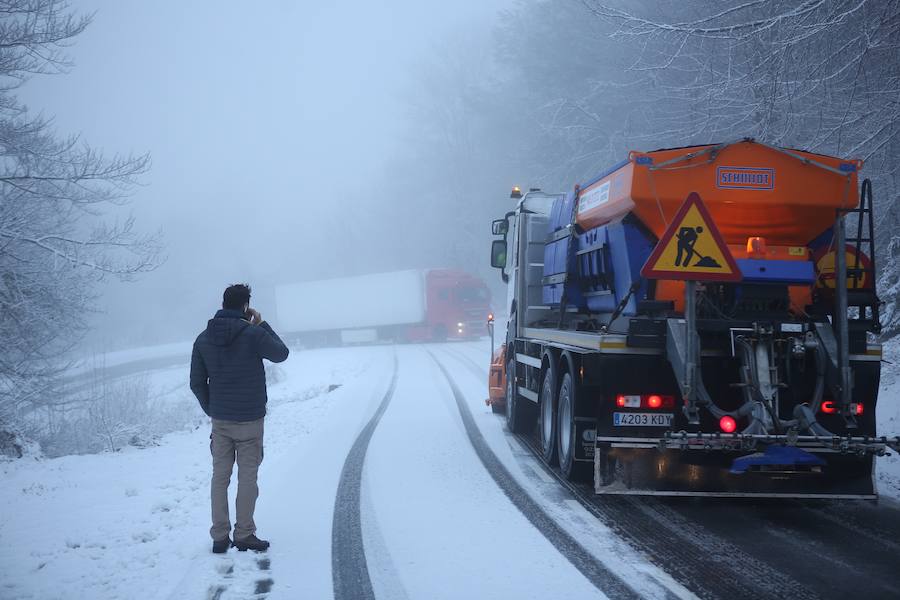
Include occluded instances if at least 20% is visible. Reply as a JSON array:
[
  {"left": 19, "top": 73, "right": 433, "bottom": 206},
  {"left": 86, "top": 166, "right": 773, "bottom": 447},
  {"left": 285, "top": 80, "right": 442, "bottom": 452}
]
[{"left": 486, "top": 344, "right": 506, "bottom": 412}]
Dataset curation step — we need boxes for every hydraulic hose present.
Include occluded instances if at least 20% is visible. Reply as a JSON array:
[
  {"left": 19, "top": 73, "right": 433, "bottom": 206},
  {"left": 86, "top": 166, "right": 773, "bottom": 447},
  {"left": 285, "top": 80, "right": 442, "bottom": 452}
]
[
  {"left": 794, "top": 403, "right": 836, "bottom": 438},
  {"left": 808, "top": 336, "right": 827, "bottom": 414},
  {"left": 734, "top": 336, "right": 796, "bottom": 433},
  {"left": 791, "top": 336, "right": 836, "bottom": 438}
]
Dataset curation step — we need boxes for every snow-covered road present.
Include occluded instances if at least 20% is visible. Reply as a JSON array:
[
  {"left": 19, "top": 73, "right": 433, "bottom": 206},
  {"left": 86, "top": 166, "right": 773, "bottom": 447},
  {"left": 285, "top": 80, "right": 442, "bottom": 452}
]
[{"left": 3, "top": 341, "right": 900, "bottom": 599}]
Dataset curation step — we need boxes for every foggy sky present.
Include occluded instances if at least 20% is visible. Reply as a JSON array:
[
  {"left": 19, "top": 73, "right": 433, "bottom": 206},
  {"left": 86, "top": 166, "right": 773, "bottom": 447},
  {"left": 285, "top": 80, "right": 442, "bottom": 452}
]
[{"left": 22, "top": 0, "right": 510, "bottom": 349}]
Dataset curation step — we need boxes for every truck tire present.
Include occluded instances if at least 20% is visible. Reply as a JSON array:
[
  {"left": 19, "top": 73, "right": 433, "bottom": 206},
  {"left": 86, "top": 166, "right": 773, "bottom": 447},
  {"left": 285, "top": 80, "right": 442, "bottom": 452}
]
[
  {"left": 506, "top": 358, "right": 535, "bottom": 433},
  {"left": 432, "top": 324, "right": 448, "bottom": 342},
  {"left": 557, "top": 371, "right": 591, "bottom": 481},
  {"left": 491, "top": 402, "right": 505, "bottom": 415},
  {"left": 538, "top": 363, "right": 558, "bottom": 466}
]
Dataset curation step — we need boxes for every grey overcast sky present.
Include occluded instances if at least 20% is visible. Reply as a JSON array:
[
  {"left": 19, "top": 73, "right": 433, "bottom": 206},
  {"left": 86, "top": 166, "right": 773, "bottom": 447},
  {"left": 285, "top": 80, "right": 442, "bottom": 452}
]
[{"left": 22, "top": 0, "right": 510, "bottom": 348}]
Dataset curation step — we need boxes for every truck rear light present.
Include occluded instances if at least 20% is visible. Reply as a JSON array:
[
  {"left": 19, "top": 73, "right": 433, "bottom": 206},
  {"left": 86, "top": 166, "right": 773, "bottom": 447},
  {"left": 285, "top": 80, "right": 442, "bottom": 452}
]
[
  {"left": 643, "top": 394, "right": 674, "bottom": 409},
  {"left": 614, "top": 394, "right": 673, "bottom": 409},
  {"left": 616, "top": 394, "right": 640, "bottom": 408},
  {"left": 719, "top": 416, "right": 737, "bottom": 433},
  {"left": 819, "top": 400, "right": 863, "bottom": 415}
]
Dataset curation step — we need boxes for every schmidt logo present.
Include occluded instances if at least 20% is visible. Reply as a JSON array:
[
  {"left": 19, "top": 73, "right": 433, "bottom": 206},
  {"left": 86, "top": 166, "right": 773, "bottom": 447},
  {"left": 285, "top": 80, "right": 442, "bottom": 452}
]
[{"left": 716, "top": 166, "right": 775, "bottom": 190}]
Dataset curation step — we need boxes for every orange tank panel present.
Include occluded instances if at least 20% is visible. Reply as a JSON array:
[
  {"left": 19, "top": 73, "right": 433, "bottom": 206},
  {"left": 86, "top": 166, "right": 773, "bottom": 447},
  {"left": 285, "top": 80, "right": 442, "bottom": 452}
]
[{"left": 575, "top": 141, "right": 862, "bottom": 246}]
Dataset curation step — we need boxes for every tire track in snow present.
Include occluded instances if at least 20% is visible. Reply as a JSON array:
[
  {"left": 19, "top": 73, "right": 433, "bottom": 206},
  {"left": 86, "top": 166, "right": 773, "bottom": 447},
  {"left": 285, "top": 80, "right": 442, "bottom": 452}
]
[
  {"left": 331, "top": 353, "right": 399, "bottom": 600},
  {"left": 428, "top": 350, "right": 641, "bottom": 600},
  {"left": 439, "top": 346, "right": 822, "bottom": 600}
]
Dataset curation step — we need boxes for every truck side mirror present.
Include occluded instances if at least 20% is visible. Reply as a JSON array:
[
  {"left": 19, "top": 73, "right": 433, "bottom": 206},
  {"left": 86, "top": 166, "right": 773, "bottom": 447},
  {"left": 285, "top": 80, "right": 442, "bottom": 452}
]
[
  {"left": 492, "top": 219, "right": 509, "bottom": 235},
  {"left": 491, "top": 239, "right": 507, "bottom": 269}
]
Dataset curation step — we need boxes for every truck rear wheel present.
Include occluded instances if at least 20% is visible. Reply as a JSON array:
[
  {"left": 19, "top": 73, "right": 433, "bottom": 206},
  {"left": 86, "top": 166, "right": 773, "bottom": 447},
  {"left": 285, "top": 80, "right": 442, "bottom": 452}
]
[
  {"left": 557, "top": 371, "right": 591, "bottom": 481},
  {"left": 506, "top": 358, "right": 535, "bottom": 433},
  {"left": 538, "top": 364, "right": 558, "bottom": 465}
]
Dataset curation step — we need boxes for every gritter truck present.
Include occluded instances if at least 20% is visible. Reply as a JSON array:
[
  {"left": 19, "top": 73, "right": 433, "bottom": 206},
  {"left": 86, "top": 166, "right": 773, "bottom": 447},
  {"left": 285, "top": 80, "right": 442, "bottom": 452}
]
[
  {"left": 487, "top": 139, "right": 900, "bottom": 498},
  {"left": 276, "top": 269, "right": 490, "bottom": 346}
]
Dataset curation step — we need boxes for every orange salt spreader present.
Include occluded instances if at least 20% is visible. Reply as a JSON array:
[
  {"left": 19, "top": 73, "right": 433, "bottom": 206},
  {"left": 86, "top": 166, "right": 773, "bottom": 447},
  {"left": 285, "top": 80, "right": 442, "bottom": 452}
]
[
  {"left": 576, "top": 139, "right": 863, "bottom": 245},
  {"left": 573, "top": 139, "right": 866, "bottom": 313}
]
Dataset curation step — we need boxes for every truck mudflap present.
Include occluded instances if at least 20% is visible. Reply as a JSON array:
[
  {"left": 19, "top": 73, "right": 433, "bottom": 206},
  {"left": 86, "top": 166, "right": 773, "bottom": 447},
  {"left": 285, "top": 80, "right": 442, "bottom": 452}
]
[
  {"left": 574, "top": 416, "right": 597, "bottom": 463},
  {"left": 593, "top": 432, "right": 900, "bottom": 497}
]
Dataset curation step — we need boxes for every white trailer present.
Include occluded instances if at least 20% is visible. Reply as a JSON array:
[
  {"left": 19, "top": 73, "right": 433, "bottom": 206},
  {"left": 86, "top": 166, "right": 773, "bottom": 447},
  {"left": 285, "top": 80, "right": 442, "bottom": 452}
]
[{"left": 277, "top": 268, "right": 491, "bottom": 346}]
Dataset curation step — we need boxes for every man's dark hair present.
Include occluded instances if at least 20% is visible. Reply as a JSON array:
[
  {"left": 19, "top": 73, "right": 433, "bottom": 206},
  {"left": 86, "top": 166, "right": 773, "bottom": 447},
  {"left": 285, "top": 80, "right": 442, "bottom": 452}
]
[{"left": 223, "top": 283, "right": 252, "bottom": 311}]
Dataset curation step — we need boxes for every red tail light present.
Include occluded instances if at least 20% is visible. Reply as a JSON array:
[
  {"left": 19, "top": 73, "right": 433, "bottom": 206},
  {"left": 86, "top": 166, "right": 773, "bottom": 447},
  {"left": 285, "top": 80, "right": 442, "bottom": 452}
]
[
  {"left": 820, "top": 400, "right": 863, "bottom": 415},
  {"left": 613, "top": 394, "right": 675, "bottom": 409},
  {"left": 719, "top": 416, "right": 737, "bottom": 433},
  {"left": 643, "top": 394, "right": 674, "bottom": 409}
]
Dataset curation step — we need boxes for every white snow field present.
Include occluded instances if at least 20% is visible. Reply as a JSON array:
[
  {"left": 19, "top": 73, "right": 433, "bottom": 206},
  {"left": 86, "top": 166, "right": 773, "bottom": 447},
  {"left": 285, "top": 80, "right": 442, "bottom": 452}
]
[
  {"left": 0, "top": 342, "right": 677, "bottom": 600},
  {"left": 3, "top": 338, "right": 900, "bottom": 599},
  {"left": 1, "top": 345, "right": 387, "bottom": 600}
]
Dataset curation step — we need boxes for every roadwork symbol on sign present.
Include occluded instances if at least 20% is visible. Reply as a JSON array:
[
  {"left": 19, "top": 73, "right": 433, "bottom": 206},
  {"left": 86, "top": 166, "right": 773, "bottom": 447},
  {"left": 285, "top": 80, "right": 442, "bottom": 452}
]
[{"left": 641, "top": 192, "right": 742, "bottom": 282}]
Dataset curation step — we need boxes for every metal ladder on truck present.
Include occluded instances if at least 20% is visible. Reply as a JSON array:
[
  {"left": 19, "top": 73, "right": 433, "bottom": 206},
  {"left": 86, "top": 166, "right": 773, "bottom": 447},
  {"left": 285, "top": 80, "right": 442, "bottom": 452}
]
[
  {"left": 843, "top": 178, "right": 881, "bottom": 334},
  {"left": 832, "top": 178, "right": 881, "bottom": 424}
]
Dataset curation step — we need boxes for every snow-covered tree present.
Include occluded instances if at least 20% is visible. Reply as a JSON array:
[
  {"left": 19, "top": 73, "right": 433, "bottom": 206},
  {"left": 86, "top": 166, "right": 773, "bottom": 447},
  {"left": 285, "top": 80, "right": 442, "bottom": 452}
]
[{"left": 0, "top": 1, "right": 159, "bottom": 452}]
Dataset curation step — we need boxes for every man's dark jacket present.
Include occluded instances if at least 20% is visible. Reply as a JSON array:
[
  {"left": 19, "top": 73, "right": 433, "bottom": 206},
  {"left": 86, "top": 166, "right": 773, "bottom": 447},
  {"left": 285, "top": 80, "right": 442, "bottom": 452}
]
[{"left": 190, "top": 309, "right": 289, "bottom": 421}]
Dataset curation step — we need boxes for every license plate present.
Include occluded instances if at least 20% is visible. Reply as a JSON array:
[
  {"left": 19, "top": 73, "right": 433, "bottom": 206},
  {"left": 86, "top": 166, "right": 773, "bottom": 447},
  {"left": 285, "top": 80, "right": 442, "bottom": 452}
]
[{"left": 613, "top": 412, "right": 673, "bottom": 427}]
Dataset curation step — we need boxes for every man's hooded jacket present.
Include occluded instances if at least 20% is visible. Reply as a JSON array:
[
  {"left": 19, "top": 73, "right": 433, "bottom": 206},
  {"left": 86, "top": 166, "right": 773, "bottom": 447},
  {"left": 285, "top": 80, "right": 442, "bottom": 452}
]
[{"left": 190, "top": 309, "right": 289, "bottom": 421}]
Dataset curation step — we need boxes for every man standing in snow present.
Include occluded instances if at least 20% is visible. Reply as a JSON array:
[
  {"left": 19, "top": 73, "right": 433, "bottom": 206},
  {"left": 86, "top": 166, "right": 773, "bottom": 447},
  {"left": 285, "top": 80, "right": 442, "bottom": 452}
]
[{"left": 190, "top": 283, "right": 289, "bottom": 554}]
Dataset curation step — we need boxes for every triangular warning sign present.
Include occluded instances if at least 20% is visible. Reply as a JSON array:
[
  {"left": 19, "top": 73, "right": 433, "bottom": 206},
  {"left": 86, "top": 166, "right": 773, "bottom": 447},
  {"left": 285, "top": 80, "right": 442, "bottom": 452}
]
[{"left": 641, "top": 192, "right": 742, "bottom": 282}]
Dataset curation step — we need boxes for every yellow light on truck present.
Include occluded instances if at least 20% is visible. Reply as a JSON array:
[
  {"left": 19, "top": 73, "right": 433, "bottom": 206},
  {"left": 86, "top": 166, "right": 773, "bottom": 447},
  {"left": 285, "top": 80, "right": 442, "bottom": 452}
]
[{"left": 747, "top": 236, "right": 767, "bottom": 259}]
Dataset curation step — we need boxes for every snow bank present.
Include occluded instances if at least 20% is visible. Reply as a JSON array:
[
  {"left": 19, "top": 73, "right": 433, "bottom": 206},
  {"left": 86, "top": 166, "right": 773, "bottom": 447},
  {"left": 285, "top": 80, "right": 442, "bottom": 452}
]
[
  {"left": 876, "top": 337, "right": 900, "bottom": 499},
  {"left": 65, "top": 341, "right": 194, "bottom": 378}
]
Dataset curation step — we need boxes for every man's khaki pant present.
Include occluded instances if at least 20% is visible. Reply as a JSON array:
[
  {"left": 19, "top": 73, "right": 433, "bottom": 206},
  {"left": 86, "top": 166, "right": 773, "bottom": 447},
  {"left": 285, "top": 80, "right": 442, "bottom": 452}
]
[{"left": 210, "top": 417, "right": 264, "bottom": 542}]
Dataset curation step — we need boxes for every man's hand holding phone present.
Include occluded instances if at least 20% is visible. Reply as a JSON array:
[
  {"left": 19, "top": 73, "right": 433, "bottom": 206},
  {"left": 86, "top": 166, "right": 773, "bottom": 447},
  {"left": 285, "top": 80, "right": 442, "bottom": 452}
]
[{"left": 246, "top": 308, "right": 263, "bottom": 325}]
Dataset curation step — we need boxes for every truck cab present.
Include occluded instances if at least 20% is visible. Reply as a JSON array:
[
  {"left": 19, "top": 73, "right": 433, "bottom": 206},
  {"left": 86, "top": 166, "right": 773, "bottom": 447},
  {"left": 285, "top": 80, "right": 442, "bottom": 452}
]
[
  {"left": 490, "top": 190, "right": 562, "bottom": 347},
  {"left": 424, "top": 269, "right": 491, "bottom": 341}
]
